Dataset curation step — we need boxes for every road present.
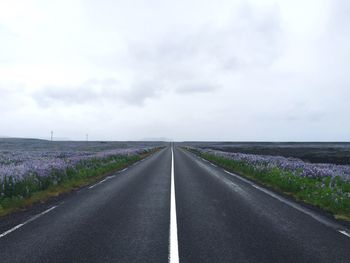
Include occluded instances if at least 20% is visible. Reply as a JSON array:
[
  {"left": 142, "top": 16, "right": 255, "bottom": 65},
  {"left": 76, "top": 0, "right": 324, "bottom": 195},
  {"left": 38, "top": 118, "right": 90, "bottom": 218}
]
[{"left": 0, "top": 146, "right": 349, "bottom": 262}]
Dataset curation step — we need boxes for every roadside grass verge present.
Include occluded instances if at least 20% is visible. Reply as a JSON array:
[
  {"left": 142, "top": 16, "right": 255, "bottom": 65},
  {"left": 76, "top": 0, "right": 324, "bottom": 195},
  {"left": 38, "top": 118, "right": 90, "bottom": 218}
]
[
  {"left": 186, "top": 148, "right": 350, "bottom": 221},
  {"left": 0, "top": 148, "right": 160, "bottom": 217}
]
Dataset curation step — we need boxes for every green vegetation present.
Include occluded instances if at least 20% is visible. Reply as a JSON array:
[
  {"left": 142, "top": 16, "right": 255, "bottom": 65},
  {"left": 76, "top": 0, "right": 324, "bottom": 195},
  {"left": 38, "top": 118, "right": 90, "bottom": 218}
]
[
  {"left": 0, "top": 150, "right": 158, "bottom": 217},
  {"left": 191, "top": 149, "right": 350, "bottom": 221}
]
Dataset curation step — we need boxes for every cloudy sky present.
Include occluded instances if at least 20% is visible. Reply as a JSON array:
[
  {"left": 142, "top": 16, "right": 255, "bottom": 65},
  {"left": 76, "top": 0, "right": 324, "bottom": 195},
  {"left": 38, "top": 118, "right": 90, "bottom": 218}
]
[{"left": 0, "top": 0, "right": 349, "bottom": 141}]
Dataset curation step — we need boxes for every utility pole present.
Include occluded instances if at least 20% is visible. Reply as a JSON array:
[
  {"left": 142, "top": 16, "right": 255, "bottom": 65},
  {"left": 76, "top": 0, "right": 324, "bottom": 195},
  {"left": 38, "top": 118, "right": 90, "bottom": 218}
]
[
  {"left": 51, "top": 131, "right": 53, "bottom": 141},
  {"left": 86, "top": 134, "right": 89, "bottom": 142}
]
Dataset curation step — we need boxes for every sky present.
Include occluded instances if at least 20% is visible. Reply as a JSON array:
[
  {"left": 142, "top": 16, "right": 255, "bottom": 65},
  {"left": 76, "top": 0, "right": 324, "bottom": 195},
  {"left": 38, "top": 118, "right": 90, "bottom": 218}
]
[{"left": 0, "top": 0, "right": 349, "bottom": 141}]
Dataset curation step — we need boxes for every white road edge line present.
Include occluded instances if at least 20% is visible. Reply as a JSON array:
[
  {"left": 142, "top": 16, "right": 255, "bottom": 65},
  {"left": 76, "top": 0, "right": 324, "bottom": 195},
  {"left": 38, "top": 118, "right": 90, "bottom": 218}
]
[
  {"left": 88, "top": 177, "right": 110, "bottom": 189},
  {"left": 169, "top": 147, "right": 179, "bottom": 263},
  {"left": 88, "top": 183, "right": 98, "bottom": 189},
  {"left": 249, "top": 179, "right": 345, "bottom": 230},
  {"left": 89, "top": 159, "right": 143, "bottom": 189},
  {"left": 187, "top": 150, "right": 350, "bottom": 236},
  {"left": 222, "top": 170, "right": 350, "bottom": 234},
  {"left": 0, "top": 205, "right": 58, "bottom": 239},
  {"left": 0, "top": 223, "right": 24, "bottom": 238},
  {"left": 41, "top": 205, "right": 57, "bottom": 215},
  {"left": 338, "top": 230, "right": 350, "bottom": 238}
]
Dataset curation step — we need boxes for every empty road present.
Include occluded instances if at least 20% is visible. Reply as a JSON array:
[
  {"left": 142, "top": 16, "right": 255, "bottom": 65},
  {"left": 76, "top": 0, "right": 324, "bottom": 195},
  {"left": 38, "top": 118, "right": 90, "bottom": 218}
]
[{"left": 0, "top": 146, "right": 349, "bottom": 262}]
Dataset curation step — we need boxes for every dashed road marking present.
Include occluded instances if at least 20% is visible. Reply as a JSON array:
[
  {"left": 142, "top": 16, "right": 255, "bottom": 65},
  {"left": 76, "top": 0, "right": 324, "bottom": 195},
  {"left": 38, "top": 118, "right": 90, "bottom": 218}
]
[
  {"left": 0, "top": 205, "right": 58, "bottom": 239},
  {"left": 88, "top": 177, "right": 110, "bottom": 189},
  {"left": 0, "top": 156, "right": 152, "bottom": 239},
  {"left": 0, "top": 224, "right": 25, "bottom": 238}
]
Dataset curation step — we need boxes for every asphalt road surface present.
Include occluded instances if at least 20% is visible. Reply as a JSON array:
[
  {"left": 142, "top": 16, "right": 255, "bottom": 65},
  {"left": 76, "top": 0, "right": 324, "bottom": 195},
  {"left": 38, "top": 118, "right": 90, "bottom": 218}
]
[{"left": 0, "top": 146, "right": 349, "bottom": 262}]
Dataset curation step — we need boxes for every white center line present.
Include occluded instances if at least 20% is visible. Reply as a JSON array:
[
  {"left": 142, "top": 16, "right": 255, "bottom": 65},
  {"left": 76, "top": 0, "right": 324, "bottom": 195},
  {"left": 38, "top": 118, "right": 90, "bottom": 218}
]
[{"left": 169, "top": 147, "right": 179, "bottom": 263}]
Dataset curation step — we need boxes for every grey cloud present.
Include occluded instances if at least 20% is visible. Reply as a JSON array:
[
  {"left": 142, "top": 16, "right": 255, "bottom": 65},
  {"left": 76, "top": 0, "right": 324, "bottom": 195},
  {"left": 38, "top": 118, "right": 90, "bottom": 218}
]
[
  {"left": 35, "top": 79, "right": 119, "bottom": 107},
  {"left": 34, "top": 78, "right": 162, "bottom": 107},
  {"left": 121, "top": 80, "right": 163, "bottom": 105},
  {"left": 175, "top": 83, "right": 220, "bottom": 94},
  {"left": 127, "top": 3, "right": 282, "bottom": 70},
  {"left": 3, "top": 0, "right": 349, "bottom": 141},
  {"left": 216, "top": 4, "right": 282, "bottom": 70},
  {"left": 117, "top": 3, "right": 282, "bottom": 97}
]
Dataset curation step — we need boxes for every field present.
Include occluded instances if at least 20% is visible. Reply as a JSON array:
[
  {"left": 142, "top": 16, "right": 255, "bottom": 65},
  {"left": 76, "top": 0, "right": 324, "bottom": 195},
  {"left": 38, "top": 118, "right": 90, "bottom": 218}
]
[
  {"left": 0, "top": 138, "right": 164, "bottom": 215},
  {"left": 183, "top": 142, "right": 350, "bottom": 165},
  {"left": 182, "top": 142, "right": 350, "bottom": 220}
]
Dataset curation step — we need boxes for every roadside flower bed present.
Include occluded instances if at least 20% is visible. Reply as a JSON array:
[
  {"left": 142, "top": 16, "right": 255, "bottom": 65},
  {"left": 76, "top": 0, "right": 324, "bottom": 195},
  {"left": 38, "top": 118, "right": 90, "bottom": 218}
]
[
  {"left": 200, "top": 148, "right": 350, "bottom": 182},
  {"left": 0, "top": 147, "right": 157, "bottom": 212}
]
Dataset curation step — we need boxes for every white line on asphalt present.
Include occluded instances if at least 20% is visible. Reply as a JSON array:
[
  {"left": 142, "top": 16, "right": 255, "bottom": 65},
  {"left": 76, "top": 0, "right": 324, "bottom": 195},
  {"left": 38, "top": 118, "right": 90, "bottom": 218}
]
[
  {"left": 338, "top": 230, "right": 350, "bottom": 238},
  {"left": 0, "top": 223, "right": 24, "bottom": 238},
  {"left": 88, "top": 177, "right": 110, "bottom": 189},
  {"left": 243, "top": 178, "right": 344, "bottom": 231},
  {"left": 88, "top": 183, "right": 98, "bottom": 189},
  {"left": 169, "top": 147, "right": 179, "bottom": 263},
  {"left": 224, "top": 170, "right": 252, "bottom": 185},
  {"left": 186, "top": 152, "right": 350, "bottom": 237},
  {"left": 181, "top": 149, "right": 350, "bottom": 242},
  {"left": 221, "top": 170, "right": 350, "bottom": 234},
  {"left": 0, "top": 205, "right": 58, "bottom": 239},
  {"left": 41, "top": 205, "right": 57, "bottom": 215},
  {"left": 250, "top": 182, "right": 345, "bottom": 230},
  {"left": 89, "top": 159, "right": 145, "bottom": 189}
]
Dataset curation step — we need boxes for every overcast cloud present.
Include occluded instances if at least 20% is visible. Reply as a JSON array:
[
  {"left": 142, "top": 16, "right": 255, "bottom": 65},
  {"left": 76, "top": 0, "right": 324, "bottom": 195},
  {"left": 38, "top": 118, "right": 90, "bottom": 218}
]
[{"left": 0, "top": 0, "right": 349, "bottom": 141}]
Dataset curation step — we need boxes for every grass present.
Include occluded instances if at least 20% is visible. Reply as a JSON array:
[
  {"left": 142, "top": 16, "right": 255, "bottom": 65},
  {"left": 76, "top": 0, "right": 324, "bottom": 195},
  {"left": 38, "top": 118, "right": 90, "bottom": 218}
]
[
  {"left": 187, "top": 148, "right": 350, "bottom": 221},
  {"left": 0, "top": 149, "right": 160, "bottom": 217}
]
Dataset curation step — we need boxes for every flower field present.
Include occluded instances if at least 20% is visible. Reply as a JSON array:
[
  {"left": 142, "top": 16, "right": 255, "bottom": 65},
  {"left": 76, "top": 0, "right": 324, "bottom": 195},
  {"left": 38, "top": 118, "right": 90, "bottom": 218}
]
[
  {"left": 199, "top": 148, "right": 350, "bottom": 182},
  {"left": 0, "top": 148, "right": 147, "bottom": 184},
  {"left": 186, "top": 146, "right": 350, "bottom": 219},
  {"left": 183, "top": 141, "right": 350, "bottom": 165},
  {"left": 0, "top": 139, "right": 163, "bottom": 213}
]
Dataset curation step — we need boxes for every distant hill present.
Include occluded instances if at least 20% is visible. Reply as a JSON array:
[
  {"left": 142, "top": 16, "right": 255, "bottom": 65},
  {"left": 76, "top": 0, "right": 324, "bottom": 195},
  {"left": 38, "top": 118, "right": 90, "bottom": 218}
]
[
  {"left": 0, "top": 137, "right": 48, "bottom": 143},
  {"left": 141, "top": 137, "right": 172, "bottom": 142},
  {"left": 0, "top": 137, "right": 44, "bottom": 140}
]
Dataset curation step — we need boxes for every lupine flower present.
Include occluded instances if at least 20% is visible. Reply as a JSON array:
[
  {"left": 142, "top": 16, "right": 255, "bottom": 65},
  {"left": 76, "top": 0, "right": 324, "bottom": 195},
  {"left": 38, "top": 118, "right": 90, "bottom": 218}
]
[
  {"left": 193, "top": 148, "right": 350, "bottom": 182},
  {"left": 0, "top": 146, "right": 154, "bottom": 183}
]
